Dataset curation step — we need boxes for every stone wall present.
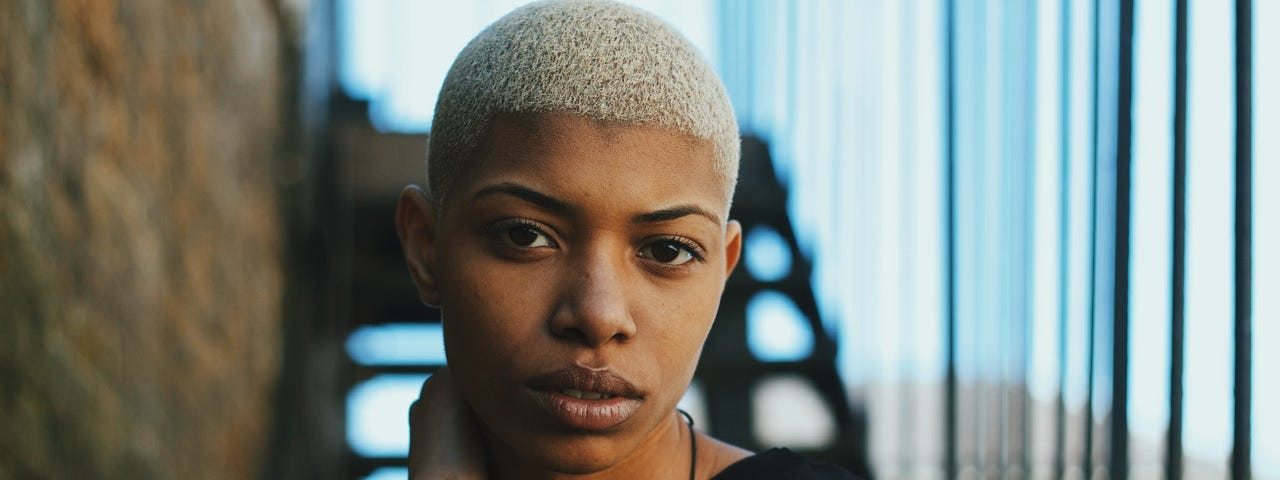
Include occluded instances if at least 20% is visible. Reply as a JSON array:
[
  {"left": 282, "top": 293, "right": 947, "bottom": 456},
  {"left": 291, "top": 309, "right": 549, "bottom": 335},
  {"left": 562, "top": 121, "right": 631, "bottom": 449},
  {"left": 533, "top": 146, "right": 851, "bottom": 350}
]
[{"left": 0, "top": 0, "right": 294, "bottom": 477}]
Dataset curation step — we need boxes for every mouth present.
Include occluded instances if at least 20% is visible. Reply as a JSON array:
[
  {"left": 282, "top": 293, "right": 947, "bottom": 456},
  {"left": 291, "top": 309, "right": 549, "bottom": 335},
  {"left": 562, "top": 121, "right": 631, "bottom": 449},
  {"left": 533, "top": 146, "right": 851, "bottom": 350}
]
[
  {"left": 527, "top": 366, "right": 645, "bottom": 431},
  {"left": 558, "top": 388, "right": 617, "bottom": 400}
]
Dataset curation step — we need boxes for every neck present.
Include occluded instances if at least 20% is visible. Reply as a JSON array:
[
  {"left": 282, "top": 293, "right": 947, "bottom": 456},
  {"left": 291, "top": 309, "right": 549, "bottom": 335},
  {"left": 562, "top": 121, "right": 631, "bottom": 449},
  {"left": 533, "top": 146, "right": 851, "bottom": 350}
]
[{"left": 484, "top": 411, "right": 692, "bottom": 480}]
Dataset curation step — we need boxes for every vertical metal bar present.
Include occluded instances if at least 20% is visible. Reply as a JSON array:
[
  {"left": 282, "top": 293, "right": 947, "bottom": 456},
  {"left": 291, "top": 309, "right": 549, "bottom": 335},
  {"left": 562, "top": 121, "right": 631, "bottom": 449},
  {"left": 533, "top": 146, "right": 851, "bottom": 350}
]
[
  {"left": 944, "top": 0, "right": 959, "bottom": 477},
  {"left": 1110, "top": 0, "right": 1136, "bottom": 477},
  {"left": 1231, "top": 0, "right": 1253, "bottom": 478},
  {"left": 1083, "top": 0, "right": 1102, "bottom": 476},
  {"left": 1054, "top": 1, "right": 1072, "bottom": 478},
  {"left": 1166, "top": 0, "right": 1188, "bottom": 478}
]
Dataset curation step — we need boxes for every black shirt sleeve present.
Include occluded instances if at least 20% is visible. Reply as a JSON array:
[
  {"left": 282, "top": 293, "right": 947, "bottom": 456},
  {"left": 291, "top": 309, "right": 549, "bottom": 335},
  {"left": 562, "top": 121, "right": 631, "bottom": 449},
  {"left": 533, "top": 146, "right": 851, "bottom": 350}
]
[{"left": 710, "top": 448, "right": 863, "bottom": 480}]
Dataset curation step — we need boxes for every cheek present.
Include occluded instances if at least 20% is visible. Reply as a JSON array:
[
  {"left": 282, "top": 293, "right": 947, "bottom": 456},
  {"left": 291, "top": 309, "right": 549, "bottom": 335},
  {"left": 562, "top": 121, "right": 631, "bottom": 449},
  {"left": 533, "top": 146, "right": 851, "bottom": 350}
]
[
  {"left": 438, "top": 249, "right": 556, "bottom": 370},
  {"left": 643, "top": 280, "right": 722, "bottom": 383}
]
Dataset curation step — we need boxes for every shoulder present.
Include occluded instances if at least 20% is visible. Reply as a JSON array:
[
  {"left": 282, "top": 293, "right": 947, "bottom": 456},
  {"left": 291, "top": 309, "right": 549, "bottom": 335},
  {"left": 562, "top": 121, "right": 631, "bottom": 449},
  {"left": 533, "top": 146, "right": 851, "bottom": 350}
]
[{"left": 709, "top": 448, "right": 863, "bottom": 480}]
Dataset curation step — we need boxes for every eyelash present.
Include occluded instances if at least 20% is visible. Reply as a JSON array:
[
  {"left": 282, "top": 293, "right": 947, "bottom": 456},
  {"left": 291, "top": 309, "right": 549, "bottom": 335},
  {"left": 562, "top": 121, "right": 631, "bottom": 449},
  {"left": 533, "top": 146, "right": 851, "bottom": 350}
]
[
  {"left": 647, "top": 236, "right": 707, "bottom": 263},
  {"left": 484, "top": 218, "right": 707, "bottom": 266},
  {"left": 487, "top": 218, "right": 558, "bottom": 248}
]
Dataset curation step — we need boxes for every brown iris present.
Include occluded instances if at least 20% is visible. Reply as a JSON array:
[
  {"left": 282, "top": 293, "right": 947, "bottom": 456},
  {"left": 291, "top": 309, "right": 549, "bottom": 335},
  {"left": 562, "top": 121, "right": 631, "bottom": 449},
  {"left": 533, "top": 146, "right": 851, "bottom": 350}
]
[{"left": 508, "top": 226, "right": 540, "bottom": 247}]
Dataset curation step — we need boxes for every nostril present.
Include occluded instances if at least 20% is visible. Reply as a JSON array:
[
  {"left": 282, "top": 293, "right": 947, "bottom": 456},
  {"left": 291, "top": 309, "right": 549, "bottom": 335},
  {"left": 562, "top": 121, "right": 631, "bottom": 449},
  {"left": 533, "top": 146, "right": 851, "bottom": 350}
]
[
  {"left": 550, "top": 323, "right": 591, "bottom": 344},
  {"left": 547, "top": 303, "right": 635, "bottom": 348}
]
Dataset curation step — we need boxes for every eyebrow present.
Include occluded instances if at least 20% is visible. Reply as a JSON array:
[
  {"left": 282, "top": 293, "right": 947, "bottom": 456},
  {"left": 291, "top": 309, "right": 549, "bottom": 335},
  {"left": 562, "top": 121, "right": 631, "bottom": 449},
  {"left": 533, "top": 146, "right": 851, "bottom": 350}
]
[
  {"left": 473, "top": 183, "right": 572, "bottom": 216},
  {"left": 633, "top": 205, "right": 721, "bottom": 227},
  {"left": 472, "top": 182, "right": 722, "bottom": 226}
]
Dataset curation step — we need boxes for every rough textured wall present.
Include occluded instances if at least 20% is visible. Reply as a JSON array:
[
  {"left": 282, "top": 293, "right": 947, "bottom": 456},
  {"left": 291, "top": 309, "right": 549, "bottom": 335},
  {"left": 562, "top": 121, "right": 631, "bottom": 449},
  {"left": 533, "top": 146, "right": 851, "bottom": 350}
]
[{"left": 0, "top": 0, "right": 290, "bottom": 477}]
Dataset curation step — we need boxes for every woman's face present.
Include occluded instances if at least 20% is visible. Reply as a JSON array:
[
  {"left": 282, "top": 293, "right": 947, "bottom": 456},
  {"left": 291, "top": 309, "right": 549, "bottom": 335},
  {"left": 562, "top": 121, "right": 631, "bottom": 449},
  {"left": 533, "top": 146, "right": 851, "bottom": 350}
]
[{"left": 404, "top": 113, "right": 741, "bottom": 474}]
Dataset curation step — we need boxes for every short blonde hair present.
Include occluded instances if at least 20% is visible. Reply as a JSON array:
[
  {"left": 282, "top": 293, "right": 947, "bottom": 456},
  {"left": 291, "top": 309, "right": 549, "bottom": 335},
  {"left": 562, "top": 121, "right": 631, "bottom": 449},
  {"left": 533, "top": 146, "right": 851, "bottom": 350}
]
[{"left": 426, "top": 0, "right": 739, "bottom": 212}]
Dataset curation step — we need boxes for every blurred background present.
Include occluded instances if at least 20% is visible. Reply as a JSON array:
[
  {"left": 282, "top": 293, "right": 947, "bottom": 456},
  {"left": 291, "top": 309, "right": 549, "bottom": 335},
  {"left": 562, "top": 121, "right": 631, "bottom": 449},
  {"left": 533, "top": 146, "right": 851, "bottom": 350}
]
[{"left": 0, "top": 0, "right": 1274, "bottom": 479}]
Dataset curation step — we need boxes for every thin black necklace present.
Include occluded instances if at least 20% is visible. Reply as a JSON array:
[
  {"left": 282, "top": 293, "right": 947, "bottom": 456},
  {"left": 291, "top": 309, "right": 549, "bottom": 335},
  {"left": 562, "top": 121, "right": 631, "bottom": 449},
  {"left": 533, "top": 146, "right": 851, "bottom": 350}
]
[{"left": 677, "top": 409, "right": 696, "bottom": 480}]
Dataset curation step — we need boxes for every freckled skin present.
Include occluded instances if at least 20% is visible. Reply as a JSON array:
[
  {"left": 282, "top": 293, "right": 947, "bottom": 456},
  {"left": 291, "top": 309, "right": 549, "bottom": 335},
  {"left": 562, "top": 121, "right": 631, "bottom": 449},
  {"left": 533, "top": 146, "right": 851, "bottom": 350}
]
[{"left": 398, "top": 113, "right": 747, "bottom": 479}]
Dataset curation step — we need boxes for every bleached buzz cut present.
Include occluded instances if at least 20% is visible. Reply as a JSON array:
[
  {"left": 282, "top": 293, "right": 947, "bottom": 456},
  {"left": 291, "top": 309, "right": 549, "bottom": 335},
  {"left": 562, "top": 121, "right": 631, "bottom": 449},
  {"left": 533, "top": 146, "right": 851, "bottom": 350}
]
[{"left": 426, "top": 0, "right": 739, "bottom": 213}]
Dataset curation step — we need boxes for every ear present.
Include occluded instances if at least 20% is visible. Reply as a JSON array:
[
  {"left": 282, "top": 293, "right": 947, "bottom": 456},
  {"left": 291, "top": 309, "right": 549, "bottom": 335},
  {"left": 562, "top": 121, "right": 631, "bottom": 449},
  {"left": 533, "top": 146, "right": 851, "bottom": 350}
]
[
  {"left": 723, "top": 220, "right": 743, "bottom": 278},
  {"left": 396, "top": 185, "right": 443, "bottom": 307}
]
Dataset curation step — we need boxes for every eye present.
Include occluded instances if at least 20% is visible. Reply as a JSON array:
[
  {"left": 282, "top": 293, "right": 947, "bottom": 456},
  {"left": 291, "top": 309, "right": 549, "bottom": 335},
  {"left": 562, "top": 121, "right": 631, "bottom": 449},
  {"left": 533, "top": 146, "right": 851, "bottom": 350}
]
[
  {"left": 501, "top": 224, "right": 554, "bottom": 248},
  {"left": 639, "top": 238, "right": 703, "bottom": 266}
]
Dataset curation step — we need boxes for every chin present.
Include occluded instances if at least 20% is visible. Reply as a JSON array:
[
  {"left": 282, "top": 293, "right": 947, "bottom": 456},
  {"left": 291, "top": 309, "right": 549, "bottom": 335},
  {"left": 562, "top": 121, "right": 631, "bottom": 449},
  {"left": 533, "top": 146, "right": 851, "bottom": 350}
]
[{"left": 523, "top": 433, "right": 631, "bottom": 475}]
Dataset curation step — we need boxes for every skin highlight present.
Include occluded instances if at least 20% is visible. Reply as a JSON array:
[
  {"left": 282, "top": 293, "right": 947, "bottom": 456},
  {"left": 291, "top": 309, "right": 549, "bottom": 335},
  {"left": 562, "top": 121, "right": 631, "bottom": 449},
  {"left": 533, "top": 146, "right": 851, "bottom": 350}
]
[{"left": 397, "top": 113, "right": 750, "bottom": 479}]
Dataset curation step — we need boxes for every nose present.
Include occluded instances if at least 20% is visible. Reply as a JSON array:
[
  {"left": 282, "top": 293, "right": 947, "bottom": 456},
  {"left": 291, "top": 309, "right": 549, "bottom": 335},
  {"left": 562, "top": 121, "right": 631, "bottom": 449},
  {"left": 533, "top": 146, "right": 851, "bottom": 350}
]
[{"left": 548, "top": 248, "right": 637, "bottom": 347}]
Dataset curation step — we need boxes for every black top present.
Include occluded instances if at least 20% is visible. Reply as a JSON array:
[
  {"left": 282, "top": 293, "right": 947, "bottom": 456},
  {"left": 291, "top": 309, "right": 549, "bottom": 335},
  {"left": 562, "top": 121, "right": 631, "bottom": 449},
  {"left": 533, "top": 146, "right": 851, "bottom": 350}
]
[{"left": 710, "top": 448, "right": 862, "bottom": 480}]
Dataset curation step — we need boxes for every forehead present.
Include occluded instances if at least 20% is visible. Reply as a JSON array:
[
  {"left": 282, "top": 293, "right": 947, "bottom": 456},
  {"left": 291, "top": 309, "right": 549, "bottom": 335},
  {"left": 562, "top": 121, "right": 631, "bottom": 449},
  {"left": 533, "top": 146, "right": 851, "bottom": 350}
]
[
  {"left": 448, "top": 113, "right": 728, "bottom": 221},
  {"left": 487, "top": 112, "right": 704, "bottom": 161}
]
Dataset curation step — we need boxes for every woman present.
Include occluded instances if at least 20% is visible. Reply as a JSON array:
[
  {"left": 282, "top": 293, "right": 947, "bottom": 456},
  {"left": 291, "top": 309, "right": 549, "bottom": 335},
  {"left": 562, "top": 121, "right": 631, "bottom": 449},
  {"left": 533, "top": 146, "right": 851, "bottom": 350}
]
[{"left": 395, "top": 1, "right": 859, "bottom": 478}]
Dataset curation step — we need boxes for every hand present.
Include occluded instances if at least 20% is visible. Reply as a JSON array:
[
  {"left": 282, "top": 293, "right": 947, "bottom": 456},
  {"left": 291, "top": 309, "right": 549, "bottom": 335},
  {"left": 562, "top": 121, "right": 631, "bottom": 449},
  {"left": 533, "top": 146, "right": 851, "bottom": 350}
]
[{"left": 408, "top": 367, "right": 487, "bottom": 480}]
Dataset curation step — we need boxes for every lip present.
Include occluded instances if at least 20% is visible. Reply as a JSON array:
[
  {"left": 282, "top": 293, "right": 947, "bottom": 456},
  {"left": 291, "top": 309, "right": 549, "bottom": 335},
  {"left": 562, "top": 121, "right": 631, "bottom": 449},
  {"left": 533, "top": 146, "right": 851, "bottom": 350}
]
[{"left": 527, "top": 366, "right": 645, "bottom": 432}]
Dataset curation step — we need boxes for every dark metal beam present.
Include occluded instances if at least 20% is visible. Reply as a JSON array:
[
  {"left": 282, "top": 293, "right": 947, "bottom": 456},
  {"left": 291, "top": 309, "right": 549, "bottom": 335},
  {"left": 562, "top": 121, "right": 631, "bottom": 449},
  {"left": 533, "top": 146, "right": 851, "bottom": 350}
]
[
  {"left": 1110, "top": 0, "right": 1136, "bottom": 477},
  {"left": 1166, "top": 0, "right": 1188, "bottom": 478},
  {"left": 944, "top": 0, "right": 959, "bottom": 478},
  {"left": 1232, "top": 0, "right": 1253, "bottom": 479}
]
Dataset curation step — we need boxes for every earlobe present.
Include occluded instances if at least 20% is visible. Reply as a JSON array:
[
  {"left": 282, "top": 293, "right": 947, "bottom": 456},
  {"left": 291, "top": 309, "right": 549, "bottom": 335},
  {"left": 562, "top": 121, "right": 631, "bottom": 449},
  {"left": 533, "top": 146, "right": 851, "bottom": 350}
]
[
  {"left": 396, "top": 185, "right": 443, "bottom": 307},
  {"left": 723, "top": 220, "right": 743, "bottom": 277}
]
